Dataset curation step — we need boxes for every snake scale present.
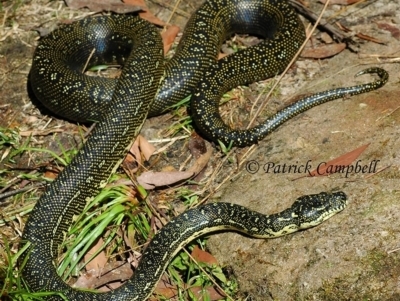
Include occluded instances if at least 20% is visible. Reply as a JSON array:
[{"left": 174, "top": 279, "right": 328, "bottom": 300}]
[{"left": 22, "top": 0, "right": 388, "bottom": 300}]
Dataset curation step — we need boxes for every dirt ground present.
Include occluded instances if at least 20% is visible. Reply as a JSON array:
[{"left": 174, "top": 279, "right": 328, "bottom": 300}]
[
  {"left": 1, "top": 0, "right": 400, "bottom": 300},
  {"left": 206, "top": 1, "right": 400, "bottom": 300}
]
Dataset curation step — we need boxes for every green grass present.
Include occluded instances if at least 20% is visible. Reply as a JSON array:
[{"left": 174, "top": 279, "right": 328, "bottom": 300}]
[
  {"left": 164, "top": 95, "right": 194, "bottom": 137},
  {"left": 0, "top": 126, "right": 238, "bottom": 301},
  {"left": 166, "top": 241, "right": 238, "bottom": 301},
  {"left": 57, "top": 175, "right": 143, "bottom": 280}
]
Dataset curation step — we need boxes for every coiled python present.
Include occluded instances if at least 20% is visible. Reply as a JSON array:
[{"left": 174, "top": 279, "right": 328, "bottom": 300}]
[{"left": 22, "top": 0, "right": 388, "bottom": 300}]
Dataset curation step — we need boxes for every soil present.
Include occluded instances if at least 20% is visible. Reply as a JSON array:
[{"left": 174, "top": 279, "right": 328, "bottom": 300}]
[
  {"left": 205, "top": 1, "right": 400, "bottom": 300},
  {"left": 1, "top": 0, "right": 400, "bottom": 300}
]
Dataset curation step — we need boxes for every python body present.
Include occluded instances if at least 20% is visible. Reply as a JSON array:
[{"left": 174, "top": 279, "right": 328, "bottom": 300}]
[{"left": 22, "top": 0, "right": 388, "bottom": 300}]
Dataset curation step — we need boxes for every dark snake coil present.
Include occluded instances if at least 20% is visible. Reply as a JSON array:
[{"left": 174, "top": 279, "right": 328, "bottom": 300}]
[{"left": 22, "top": 0, "right": 388, "bottom": 300}]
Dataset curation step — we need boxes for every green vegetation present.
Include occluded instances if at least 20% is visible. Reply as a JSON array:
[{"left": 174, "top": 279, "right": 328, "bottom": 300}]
[{"left": 0, "top": 127, "right": 238, "bottom": 300}]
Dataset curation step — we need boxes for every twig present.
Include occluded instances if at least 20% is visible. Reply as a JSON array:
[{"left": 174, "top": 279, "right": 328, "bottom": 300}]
[
  {"left": 0, "top": 183, "right": 43, "bottom": 202},
  {"left": 289, "top": 0, "right": 348, "bottom": 41}
]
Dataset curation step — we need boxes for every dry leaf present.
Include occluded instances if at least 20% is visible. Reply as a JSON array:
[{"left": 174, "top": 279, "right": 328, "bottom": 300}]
[
  {"left": 187, "top": 145, "right": 212, "bottom": 175},
  {"left": 217, "top": 52, "right": 229, "bottom": 60},
  {"left": 124, "top": 0, "right": 166, "bottom": 26},
  {"left": 138, "top": 11, "right": 166, "bottom": 26},
  {"left": 65, "top": 0, "right": 143, "bottom": 13},
  {"left": 376, "top": 22, "right": 400, "bottom": 40},
  {"left": 137, "top": 170, "right": 194, "bottom": 189},
  {"left": 301, "top": 43, "right": 346, "bottom": 59},
  {"left": 162, "top": 25, "right": 180, "bottom": 54},
  {"left": 84, "top": 238, "right": 107, "bottom": 274},
  {"left": 307, "top": 143, "right": 370, "bottom": 177},
  {"left": 191, "top": 246, "right": 218, "bottom": 265},
  {"left": 138, "top": 145, "right": 211, "bottom": 189},
  {"left": 153, "top": 274, "right": 178, "bottom": 299},
  {"left": 74, "top": 261, "right": 132, "bottom": 289},
  {"left": 320, "top": 32, "right": 333, "bottom": 44},
  {"left": 335, "top": 22, "right": 386, "bottom": 44},
  {"left": 189, "top": 285, "right": 226, "bottom": 301},
  {"left": 319, "top": 0, "right": 363, "bottom": 4},
  {"left": 44, "top": 170, "right": 58, "bottom": 180},
  {"left": 124, "top": 135, "right": 156, "bottom": 173},
  {"left": 137, "top": 135, "right": 156, "bottom": 161},
  {"left": 188, "top": 133, "right": 207, "bottom": 159},
  {"left": 336, "top": 22, "right": 352, "bottom": 33},
  {"left": 124, "top": 152, "right": 139, "bottom": 174},
  {"left": 355, "top": 32, "right": 386, "bottom": 44},
  {"left": 123, "top": 0, "right": 145, "bottom": 4}
]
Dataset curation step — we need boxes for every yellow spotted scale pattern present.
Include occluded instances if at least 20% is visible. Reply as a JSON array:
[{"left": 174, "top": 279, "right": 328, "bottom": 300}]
[
  {"left": 22, "top": 0, "right": 387, "bottom": 300},
  {"left": 23, "top": 15, "right": 165, "bottom": 301},
  {"left": 30, "top": 0, "right": 306, "bottom": 126},
  {"left": 193, "top": 67, "right": 388, "bottom": 146}
]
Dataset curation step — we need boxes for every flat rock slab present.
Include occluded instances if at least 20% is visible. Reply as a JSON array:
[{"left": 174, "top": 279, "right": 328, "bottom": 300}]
[{"left": 207, "top": 10, "right": 400, "bottom": 299}]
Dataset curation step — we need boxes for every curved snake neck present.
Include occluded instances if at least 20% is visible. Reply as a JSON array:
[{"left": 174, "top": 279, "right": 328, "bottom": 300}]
[{"left": 22, "top": 0, "right": 388, "bottom": 300}]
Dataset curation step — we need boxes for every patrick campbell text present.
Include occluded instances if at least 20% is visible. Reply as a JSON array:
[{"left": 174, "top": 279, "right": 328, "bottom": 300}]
[{"left": 245, "top": 159, "right": 380, "bottom": 178}]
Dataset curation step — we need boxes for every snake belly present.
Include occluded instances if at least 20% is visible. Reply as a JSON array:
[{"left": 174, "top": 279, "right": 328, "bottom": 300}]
[{"left": 22, "top": 0, "right": 388, "bottom": 300}]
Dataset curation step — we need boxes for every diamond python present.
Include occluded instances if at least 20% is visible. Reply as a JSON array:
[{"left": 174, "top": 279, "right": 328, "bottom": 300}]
[{"left": 22, "top": 0, "right": 388, "bottom": 300}]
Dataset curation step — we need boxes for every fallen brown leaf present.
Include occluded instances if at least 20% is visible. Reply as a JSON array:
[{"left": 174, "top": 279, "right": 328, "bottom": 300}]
[
  {"left": 84, "top": 238, "right": 108, "bottom": 274},
  {"left": 187, "top": 145, "right": 212, "bottom": 175},
  {"left": 124, "top": 0, "right": 166, "bottom": 26},
  {"left": 307, "top": 143, "right": 370, "bottom": 177},
  {"left": 376, "top": 22, "right": 400, "bottom": 40},
  {"left": 335, "top": 22, "right": 386, "bottom": 44},
  {"left": 189, "top": 285, "right": 226, "bottom": 301},
  {"left": 162, "top": 25, "right": 180, "bottom": 54},
  {"left": 320, "top": 32, "right": 333, "bottom": 44},
  {"left": 138, "top": 145, "right": 212, "bottom": 189},
  {"left": 44, "top": 170, "right": 58, "bottom": 180},
  {"left": 336, "top": 22, "right": 352, "bottom": 33},
  {"left": 19, "top": 129, "right": 66, "bottom": 136},
  {"left": 123, "top": 152, "right": 139, "bottom": 174},
  {"left": 319, "top": 0, "right": 363, "bottom": 4},
  {"left": 301, "top": 43, "right": 346, "bottom": 59},
  {"left": 188, "top": 132, "right": 208, "bottom": 159},
  {"left": 73, "top": 261, "right": 132, "bottom": 290},
  {"left": 123, "top": 0, "right": 145, "bottom": 4},
  {"left": 137, "top": 170, "right": 194, "bottom": 189},
  {"left": 124, "top": 135, "right": 156, "bottom": 173},
  {"left": 217, "top": 52, "right": 229, "bottom": 60},
  {"left": 191, "top": 246, "right": 218, "bottom": 265},
  {"left": 153, "top": 274, "right": 178, "bottom": 300},
  {"left": 355, "top": 32, "right": 386, "bottom": 44},
  {"left": 137, "top": 135, "right": 156, "bottom": 161},
  {"left": 65, "top": 0, "right": 143, "bottom": 13}
]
